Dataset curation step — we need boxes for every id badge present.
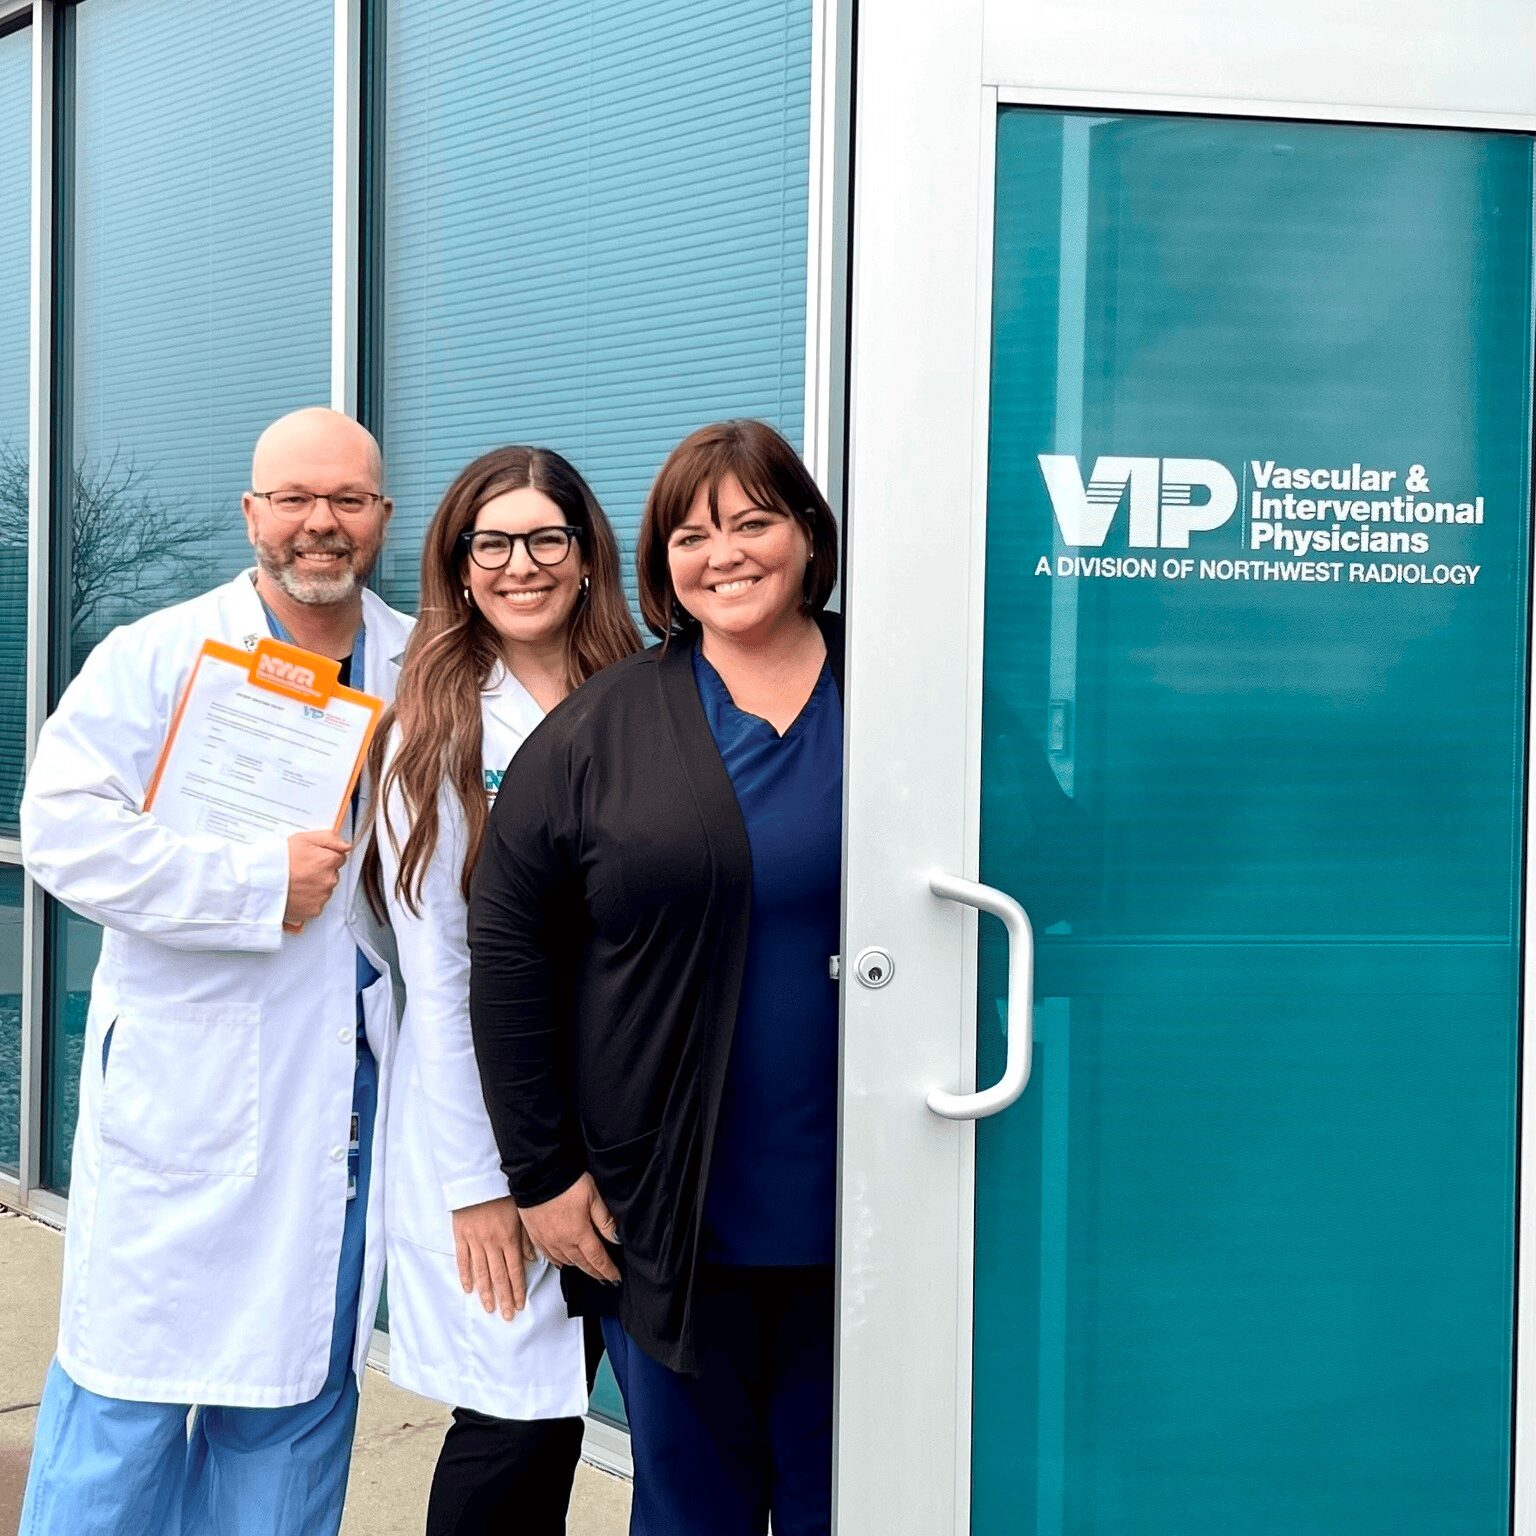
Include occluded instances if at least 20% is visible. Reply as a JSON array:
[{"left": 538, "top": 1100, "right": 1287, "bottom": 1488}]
[{"left": 347, "top": 1112, "right": 360, "bottom": 1202}]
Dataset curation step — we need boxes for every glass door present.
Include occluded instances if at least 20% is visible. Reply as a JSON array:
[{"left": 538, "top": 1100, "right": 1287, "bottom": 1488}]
[
  {"left": 970, "top": 108, "right": 1534, "bottom": 1534},
  {"left": 835, "top": 101, "right": 1536, "bottom": 1536}
]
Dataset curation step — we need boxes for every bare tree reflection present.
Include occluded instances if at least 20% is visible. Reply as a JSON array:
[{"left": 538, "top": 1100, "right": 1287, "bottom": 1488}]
[{"left": 0, "top": 440, "right": 221, "bottom": 672}]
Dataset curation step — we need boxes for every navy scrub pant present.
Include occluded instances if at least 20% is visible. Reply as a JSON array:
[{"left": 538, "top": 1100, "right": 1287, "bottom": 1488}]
[{"left": 601, "top": 1265, "right": 833, "bottom": 1536}]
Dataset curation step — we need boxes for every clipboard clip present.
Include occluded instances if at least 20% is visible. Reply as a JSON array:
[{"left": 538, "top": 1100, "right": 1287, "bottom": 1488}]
[{"left": 247, "top": 638, "right": 341, "bottom": 708}]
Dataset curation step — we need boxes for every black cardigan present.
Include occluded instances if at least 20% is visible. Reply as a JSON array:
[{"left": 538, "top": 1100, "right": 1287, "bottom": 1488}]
[{"left": 468, "top": 611, "right": 844, "bottom": 1372}]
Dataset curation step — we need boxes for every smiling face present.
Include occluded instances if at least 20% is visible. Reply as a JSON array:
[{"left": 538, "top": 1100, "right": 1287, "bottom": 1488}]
[
  {"left": 463, "top": 486, "right": 588, "bottom": 652},
  {"left": 242, "top": 410, "right": 391, "bottom": 606},
  {"left": 666, "top": 473, "right": 813, "bottom": 645}
]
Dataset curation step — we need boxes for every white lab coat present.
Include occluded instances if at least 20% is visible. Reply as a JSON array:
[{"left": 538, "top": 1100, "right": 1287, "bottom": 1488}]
[
  {"left": 21, "top": 570, "right": 414, "bottom": 1408},
  {"left": 378, "top": 664, "right": 587, "bottom": 1420}
]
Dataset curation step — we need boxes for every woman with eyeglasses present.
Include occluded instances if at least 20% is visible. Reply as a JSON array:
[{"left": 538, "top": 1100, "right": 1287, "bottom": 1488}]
[{"left": 361, "top": 446, "right": 640, "bottom": 1535}]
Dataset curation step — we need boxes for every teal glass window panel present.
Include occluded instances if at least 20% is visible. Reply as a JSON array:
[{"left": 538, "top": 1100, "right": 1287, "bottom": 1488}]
[
  {"left": 43, "top": 902, "right": 97, "bottom": 1192},
  {"left": 43, "top": 0, "right": 331, "bottom": 1194},
  {"left": 975, "top": 110, "right": 1533, "bottom": 1535},
  {"left": 0, "top": 866, "right": 22, "bottom": 1175},
  {"left": 0, "top": 23, "right": 30, "bottom": 835},
  {"left": 376, "top": 0, "right": 810, "bottom": 609},
  {"left": 63, "top": 0, "right": 331, "bottom": 679},
  {"left": 589, "top": 1359, "right": 625, "bottom": 1427}
]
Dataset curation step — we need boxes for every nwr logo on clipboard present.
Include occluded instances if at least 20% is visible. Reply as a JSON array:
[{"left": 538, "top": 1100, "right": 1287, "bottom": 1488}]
[
  {"left": 140, "top": 637, "right": 384, "bottom": 938},
  {"left": 250, "top": 641, "right": 335, "bottom": 706},
  {"left": 142, "top": 637, "right": 383, "bottom": 833}
]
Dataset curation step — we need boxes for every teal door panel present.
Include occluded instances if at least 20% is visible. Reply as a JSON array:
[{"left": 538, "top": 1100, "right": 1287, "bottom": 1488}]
[{"left": 976, "top": 110, "right": 1534, "bottom": 1534}]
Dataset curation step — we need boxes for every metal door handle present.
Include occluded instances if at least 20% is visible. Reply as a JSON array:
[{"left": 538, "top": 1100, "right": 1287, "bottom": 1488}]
[{"left": 926, "top": 872, "right": 1035, "bottom": 1120}]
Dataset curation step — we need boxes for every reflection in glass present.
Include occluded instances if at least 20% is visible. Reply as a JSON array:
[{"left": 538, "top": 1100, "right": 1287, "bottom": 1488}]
[
  {"left": 975, "top": 111, "right": 1533, "bottom": 1535},
  {"left": 0, "top": 25, "right": 30, "bottom": 833},
  {"left": 44, "top": 0, "right": 332, "bottom": 1189},
  {"left": 377, "top": 0, "right": 811, "bottom": 609},
  {"left": 62, "top": 0, "right": 330, "bottom": 678}
]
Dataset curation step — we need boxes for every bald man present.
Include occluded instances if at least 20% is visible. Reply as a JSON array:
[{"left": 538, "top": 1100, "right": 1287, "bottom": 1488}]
[{"left": 18, "top": 409, "right": 414, "bottom": 1535}]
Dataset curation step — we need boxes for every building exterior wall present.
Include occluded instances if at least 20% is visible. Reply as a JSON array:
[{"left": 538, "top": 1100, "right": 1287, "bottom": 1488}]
[{"left": 0, "top": 0, "right": 831, "bottom": 1223}]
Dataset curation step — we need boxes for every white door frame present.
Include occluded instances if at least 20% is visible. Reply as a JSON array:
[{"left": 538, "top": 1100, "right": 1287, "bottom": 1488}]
[{"left": 835, "top": 5, "right": 1536, "bottom": 1533}]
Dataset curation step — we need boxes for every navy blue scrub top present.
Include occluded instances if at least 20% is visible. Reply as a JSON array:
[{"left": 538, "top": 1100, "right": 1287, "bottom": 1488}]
[{"left": 694, "top": 643, "right": 844, "bottom": 1267}]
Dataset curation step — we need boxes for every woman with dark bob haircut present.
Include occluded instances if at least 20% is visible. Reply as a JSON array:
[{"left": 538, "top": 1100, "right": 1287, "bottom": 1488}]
[{"left": 468, "top": 419, "right": 843, "bottom": 1535}]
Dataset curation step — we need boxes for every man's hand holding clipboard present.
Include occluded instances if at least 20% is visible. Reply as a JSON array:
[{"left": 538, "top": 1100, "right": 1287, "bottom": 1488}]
[
  {"left": 142, "top": 637, "right": 384, "bottom": 933},
  {"left": 284, "top": 829, "right": 352, "bottom": 928}
]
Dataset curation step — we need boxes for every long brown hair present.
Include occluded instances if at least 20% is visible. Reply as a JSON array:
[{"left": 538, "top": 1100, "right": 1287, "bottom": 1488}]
[
  {"left": 636, "top": 419, "right": 839, "bottom": 639},
  {"left": 364, "top": 446, "right": 641, "bottom": 915}
]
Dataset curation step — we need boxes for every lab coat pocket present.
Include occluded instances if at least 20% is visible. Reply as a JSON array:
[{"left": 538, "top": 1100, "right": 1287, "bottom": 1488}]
[{"left": 99, "top": 1002, "right": 260, "bottom": 1176}]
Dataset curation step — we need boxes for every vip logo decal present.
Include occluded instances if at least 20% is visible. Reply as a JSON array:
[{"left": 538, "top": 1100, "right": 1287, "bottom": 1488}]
[{"left": 1038, "top": 455, "right": 1238, "bottom": 549}]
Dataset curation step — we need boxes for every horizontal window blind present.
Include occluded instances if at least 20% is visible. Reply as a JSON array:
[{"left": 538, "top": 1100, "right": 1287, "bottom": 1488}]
[
  {"left": 377, "top": 0, "right": 812, "bottom": 608},
  {"left": 45, "top": 0, "right": 332, "bottom": 1195},
  {"left": 66, "top": 0, "right": 331, "bottom": 676},
  {"left": 0, "top": 25, "right": 29, "bottom": 841}
]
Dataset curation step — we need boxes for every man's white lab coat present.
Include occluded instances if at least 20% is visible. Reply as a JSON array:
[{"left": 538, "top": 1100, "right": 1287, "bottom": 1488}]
[{"left": 22, "top": 570, "right": 412, "bottom": 1408}]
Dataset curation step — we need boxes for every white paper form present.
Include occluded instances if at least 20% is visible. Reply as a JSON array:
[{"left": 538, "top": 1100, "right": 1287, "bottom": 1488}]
[{"left": 144, "top": 639, "right": 382, "bottom": 843}]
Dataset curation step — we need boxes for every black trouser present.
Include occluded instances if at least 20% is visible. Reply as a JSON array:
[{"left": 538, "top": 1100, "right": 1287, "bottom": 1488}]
[{"left": 424, "top": 1314, "right": 607, "bottom": 1536}]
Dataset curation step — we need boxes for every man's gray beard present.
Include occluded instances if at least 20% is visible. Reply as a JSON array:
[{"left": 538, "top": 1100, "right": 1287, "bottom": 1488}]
[
  {"left": 270, "top": 560, "right": 359, "bottom": 606},
  {"left": 256, "top": 541, "right": 379, "bottom": 606}
]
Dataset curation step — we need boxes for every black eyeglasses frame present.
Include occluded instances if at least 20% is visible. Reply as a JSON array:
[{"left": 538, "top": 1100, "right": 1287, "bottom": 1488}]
[{"left": 457, "top": 525, "right": 584, "bottom": 570}]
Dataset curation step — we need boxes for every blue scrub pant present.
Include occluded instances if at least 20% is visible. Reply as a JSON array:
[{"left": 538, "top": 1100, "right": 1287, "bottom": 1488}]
[
  {"left": 19, "top": 1045, "right": 378, "bottom": 1536},
  {"left": 601, "top": 1265, "right": 833, "bottom": 1536}
]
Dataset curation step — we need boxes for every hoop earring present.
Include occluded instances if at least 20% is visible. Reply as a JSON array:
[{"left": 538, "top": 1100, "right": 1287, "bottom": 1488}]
[
  {"left": 580, "top": 575, "right": 590, "bottom": 599},
  {"left": 462, "top": 587, "right": 474, "bottom": 608}
]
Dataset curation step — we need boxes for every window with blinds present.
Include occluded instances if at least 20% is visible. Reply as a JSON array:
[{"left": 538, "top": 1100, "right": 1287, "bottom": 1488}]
[
  {"left": 62, "top": 0, "right": 332, "bottom": 679},
  {"left": 44, "top": 0, "right": 332, "bottom": 1193},
  {"left": 0, "top": 17, "right": 23, "bottom": 1178},
  {"left": 374, "top": 0, "right": 813, "bottom": 610},
  {"left": 0, "top": 23, "right": 30, "bottom": 839}
]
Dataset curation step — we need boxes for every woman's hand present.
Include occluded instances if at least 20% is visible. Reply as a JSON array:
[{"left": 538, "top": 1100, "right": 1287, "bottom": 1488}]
[
  {"left": 453, "top": 1196, "right": 538, "bottom": 1320},
  {"left": 519, "top": 1174, "right": 621, "bottom": 1284}
]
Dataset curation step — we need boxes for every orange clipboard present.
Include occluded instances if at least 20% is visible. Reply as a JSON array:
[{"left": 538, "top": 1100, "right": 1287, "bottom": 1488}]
[{"left": 143, "top": 638, "right": 385, "bottom": 930}]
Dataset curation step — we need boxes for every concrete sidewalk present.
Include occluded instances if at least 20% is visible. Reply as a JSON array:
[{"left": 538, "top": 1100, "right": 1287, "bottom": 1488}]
[{"left": 0, "top": 1209, "right": 630, "bottom": 1535}]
